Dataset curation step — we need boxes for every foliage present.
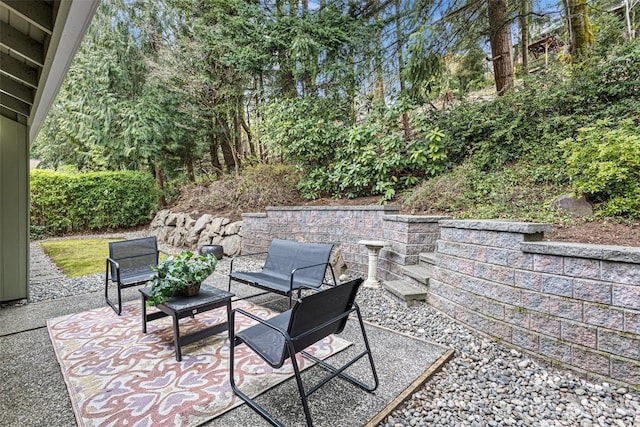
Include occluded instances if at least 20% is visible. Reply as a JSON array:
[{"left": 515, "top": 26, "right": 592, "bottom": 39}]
[
  {"left": 259, "top": 98, "right": 448, "bottom": 201},
  {"left": 146, "top": 251, "right": 218, "bottom": 306},
  {"left": 425, "top": 40, "right": 640, "bottom": 173},
  {"left": 40, "top": 239, "right": 123, "bottom": 277},
  {"left": 30, "top": 170, "right": 158, "bottom": 235},
  {"left": 172, "top": 163, "right": 302, "bottom": 218},
  {"left": 562, "top": 119, "right": 640, "bottom": 217},
  {"left": 330, "top": 101, "right": 448, "bottom": 201},
  {"left": 402, "top": 161, "right": 571, "bottom": 222}
]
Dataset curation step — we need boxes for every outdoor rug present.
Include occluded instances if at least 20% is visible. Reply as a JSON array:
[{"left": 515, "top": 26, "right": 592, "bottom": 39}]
[{"left": 46, "top": 301, "right": 350, "bottom": 427}]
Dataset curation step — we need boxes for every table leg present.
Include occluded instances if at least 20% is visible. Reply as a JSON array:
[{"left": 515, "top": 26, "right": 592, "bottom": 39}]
[
  {"left": 226, "top": 300, "right": 232, "bottom": 337},
  {"left": 172, "top": 314, "right": 182, "bottom": 362}
]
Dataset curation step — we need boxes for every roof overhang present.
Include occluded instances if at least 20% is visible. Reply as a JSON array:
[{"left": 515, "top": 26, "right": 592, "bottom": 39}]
[{"left": 0, "top": 0, "right": 99, "bottom": 143}]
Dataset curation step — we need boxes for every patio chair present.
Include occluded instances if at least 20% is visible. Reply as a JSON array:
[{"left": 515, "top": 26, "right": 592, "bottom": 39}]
[
  {"left": 229, "top": 239, "right": 337, "bottom": 308},
  {"left": 105, "top": 236, "right": 159, "bottom": 315},
  {"left": 229, "top": 277, "right": 379, "bottom": 427}
]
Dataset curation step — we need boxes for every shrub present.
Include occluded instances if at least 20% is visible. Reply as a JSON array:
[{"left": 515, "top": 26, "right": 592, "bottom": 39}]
[
  {"left": 402, "top": 160, "right": 570, "bottom": 222},
  {"left": 172, "top": 163, "right": 303, "bottom": 217},
  {"left": 30, "top": 170, "right": 158, "bottom": 235},
  {"left": 562, "top": 119, "right": 640, "bottom": 217},
  {"left": 330, "top": 102, "right": 447, "bottom": 201},
  {"left": 423, "top": 40, "right": 640, "bottom": 175},
  {"left": 259, "top": 97, "right": 447, "bottom": 201}
]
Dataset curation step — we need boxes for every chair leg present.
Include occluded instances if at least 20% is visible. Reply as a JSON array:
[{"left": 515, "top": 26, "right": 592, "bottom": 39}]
[
  {"left": 288, "top": 342, "right": 315, "bottom": 427},
  {"left": 300, "top": 305, "right": 379, "bottom": 393},
  {"left": 105, "top": 275, "right": 122, "bottom": 315},
  {"left": 229, "top": 316, "right": 285, "bottom": 427}
]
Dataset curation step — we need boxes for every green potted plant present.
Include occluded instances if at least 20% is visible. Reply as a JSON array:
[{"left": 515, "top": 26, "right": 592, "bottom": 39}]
[{"left": 147, "top": 250, "right": 218, "bottom": 306}]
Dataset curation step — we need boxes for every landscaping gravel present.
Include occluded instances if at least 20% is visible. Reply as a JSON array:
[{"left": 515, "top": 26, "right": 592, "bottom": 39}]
[{"left": 27, "top": 234, "right": 640, "bottom": 426}]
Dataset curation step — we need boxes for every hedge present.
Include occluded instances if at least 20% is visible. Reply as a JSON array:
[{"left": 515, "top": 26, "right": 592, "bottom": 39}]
[{"left": 30, "top": 170, "right": 159, "bottom": 235}]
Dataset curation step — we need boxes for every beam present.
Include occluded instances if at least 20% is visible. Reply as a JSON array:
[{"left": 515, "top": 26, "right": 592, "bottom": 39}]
[
  {"left": 0, "top": 22, "right": 45, "bottom": 67},
  {"left": 2, "top": 0, "right": 53, "bottom": 34},
  {"left": 0, "top": 92, "right": 30, "bottom": 117},
  {"left": 0, "top": 52, "right": 39, "bottom": 88},
  {"left": 0, "top": 75, "right": 34, "bottom": 104}
]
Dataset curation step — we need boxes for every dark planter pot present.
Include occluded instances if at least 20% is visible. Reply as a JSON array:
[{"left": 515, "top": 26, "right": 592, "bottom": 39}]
[
  {"left": 179, "top": 282, "right": 201, "bottom": 297},
  {"left": 199, "top": 245, "right": 224, "bottom": 260}
]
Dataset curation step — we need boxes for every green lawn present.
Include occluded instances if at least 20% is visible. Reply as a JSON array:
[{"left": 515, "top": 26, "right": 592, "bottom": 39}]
[{"left": 40, "top": 238, "right": 124, "bottom": 277}]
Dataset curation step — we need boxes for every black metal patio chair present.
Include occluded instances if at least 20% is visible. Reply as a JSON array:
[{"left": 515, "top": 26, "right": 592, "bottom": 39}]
[
  {"left": 105, "top": 236, "right": 159, "bottom": 315},
  {"left": 229, "top": 277, "right": 379, "bottom": 427}
]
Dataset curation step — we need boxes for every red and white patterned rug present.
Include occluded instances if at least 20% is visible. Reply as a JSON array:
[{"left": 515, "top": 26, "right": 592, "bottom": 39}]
[{"left": 47, "top": 300, "right": 350, "bottom": 427}]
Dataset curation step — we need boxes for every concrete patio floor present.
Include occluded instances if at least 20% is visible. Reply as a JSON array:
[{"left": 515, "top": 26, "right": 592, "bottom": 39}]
[{"left": 0, "top": 273, "right": 453, "bottom": 427}]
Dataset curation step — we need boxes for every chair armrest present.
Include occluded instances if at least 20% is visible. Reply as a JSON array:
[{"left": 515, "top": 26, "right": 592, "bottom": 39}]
[
  {"left": 105, "top": 257, "right": 121, "bottom": 282},
  {"left": 231, "top": 308, "right": 289, "bottom": 337},
  {"left": 289, "top": 262, "right": 336, "bottom": 291}
]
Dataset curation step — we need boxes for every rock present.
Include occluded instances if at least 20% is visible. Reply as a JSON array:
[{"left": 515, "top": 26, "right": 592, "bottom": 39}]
[
  {"left": 222, "top": 234, "right": 242, "bottom": 256},
  {"left": 330, "top": 247, "right": 347, "bottom": 276},
  {"left": 183, "top": 215, "right": 196, "bottom": 230},
  {"left": 165, "top": 212, "right": 178, "bottom": 226},
  {"left": 209, "top": 217, "right": 230, "bottom": 234},
  {"left": 175, "top": 213, "right": 187, "bottom": 228},
  {"left": 197, "top": 232, "right": 213, "bottom": 247},
  {"left": 223, "top": 220, "right": 242, "bottom": 236},
  {"left": 551, "top": 194, "right": 593, "bottom": 217},
  {"left": 193, "top": 214, "right": 213, "bottom": 234},
  {"left": 150, "top": 209, "right": 170, "bottom": 229}
]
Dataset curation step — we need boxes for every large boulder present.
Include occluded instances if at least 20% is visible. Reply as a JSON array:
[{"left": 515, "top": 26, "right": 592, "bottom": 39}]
[
  {"left": 551, "top": 194, "right": 593, "bottom": 218},
  {"left": 222, "top": 235, "right": 242, "bottom": 256}
]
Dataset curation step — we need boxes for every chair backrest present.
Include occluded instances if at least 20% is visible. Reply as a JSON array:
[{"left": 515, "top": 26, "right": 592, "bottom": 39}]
[
  {"left": 108, "top": 236, "right": 159, "bottom": 278},
  {"left": 262, "top": 239, "right": 334, "bottom": 289},
  {"left": 288, "top": 277, "right": 363, "bottom": 353}
]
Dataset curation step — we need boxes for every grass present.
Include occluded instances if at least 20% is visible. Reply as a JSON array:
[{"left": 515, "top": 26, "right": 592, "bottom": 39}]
[{"left": 40, "top": 238, "right": 124, "bottom": 277}]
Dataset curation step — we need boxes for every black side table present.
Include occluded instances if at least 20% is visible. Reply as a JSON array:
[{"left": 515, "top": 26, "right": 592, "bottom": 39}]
[{"left": 140, "top": 284, "right": 234, "bottom": 361}]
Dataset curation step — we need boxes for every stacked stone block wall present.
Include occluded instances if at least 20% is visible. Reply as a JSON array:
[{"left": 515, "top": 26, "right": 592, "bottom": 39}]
[
  {"left": 431, "top": 220, "right": 640, "bottom": 388},
  {"left": 380, "top": 215, "right": 450, "bottom": 280},
  {"left": 241, "top": 206, "right": 404, "bottom": 279}
]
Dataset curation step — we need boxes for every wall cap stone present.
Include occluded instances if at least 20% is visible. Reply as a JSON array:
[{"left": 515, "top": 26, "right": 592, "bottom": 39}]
[
  {"left": 383, "top": 214, "right": 452, "bottom": 223},
  {"left": 522, "top": 241, "right": 640, "bottom": 264},
  {"left": 264, "top": 205, "right": 401, "bottom": 212},
  {"left": 242, "top": 212, "right": 268, "bottom": 218},
  {"left": 439, "top": 219, "right": 552, "bottom": 234}
]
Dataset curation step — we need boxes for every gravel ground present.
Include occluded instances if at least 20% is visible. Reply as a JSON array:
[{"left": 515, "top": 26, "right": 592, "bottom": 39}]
[{"left": 27, "top": 233, "right": 640, "bottom": 426}]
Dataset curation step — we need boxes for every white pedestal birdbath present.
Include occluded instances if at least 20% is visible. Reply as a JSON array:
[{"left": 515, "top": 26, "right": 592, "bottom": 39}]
[{"left": 358, "top": 240, "right": 386, "bottom": 289}]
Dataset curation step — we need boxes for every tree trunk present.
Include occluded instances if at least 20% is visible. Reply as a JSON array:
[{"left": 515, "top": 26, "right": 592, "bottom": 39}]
[
  {"left": 208, "top": 130, "right": 222, "bottom": 179},
  {"left": 216, "top": 116, "right": 237, "bottom": 173},
  {"left": 373, "top": 0, "right": 385, "bottom": 103},
  {"left": 566, "top": 0, "right": 594, "bottom": 61},
  {"left": 154, "top": 162, "right": 167, "bottom": 207},
  {"left": 488, "top": 0, "right": 515, "bottom": 95},
  {"left": 395, "top": 0, "right": 410, "bottom": 139},
  {"left": 520, "top": 0, "right": 529, "bottom": 74}
]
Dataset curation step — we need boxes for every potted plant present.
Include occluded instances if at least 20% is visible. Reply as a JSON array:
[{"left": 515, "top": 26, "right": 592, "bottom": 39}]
[{"left": 146, "top": 250, "right": 218, "bottom": 306}]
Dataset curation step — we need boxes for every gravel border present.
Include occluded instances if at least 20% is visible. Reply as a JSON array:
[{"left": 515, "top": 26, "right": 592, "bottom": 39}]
[{"left": 25, "top": 233, "right": 640, "bottom": 426}]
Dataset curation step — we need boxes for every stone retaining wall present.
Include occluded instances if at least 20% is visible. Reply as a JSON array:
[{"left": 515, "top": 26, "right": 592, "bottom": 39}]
[
  {"left": 431, "top": 219, "right": 640, "bottom": 387},
  {"left": 149, "top": 209, "right": 242, "bottom": 256},
  {"left": 241, "top": 206, "right": 405, "bottom": 278}
]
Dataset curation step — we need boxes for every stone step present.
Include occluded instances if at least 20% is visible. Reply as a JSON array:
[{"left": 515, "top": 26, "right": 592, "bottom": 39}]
[
  {"left": 383, "top": 280, "right": 428, "bottom": 303},
  {"left": 402, "top": 264, "right": 432, "bottom": 285},
  {"left": 419, "top": 252, "right": 436, "bottom": 266}
]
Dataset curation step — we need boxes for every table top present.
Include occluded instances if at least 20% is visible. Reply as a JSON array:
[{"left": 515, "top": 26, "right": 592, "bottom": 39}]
[{"left": 140, "top": 284, "right": 234, "bottom": 312}]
